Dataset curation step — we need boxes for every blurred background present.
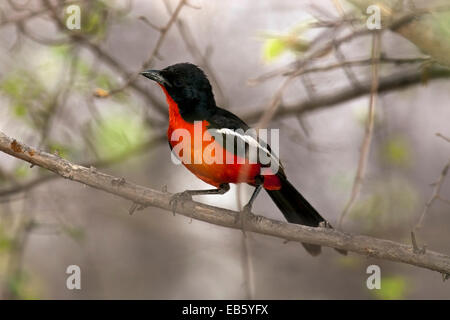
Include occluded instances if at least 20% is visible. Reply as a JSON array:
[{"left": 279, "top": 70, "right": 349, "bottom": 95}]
[{"left": 0, "top": 0, "right": 449, "bottom": 299}]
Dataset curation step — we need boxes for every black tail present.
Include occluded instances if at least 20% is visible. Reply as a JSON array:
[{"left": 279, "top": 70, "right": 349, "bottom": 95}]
[{"left": 266, "top": 175, "right": 346, "bottom": 256}]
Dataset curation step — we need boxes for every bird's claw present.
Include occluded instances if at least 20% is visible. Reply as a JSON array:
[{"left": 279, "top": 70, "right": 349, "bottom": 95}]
[
  {"left": 169, "top": 191, "right": 192, "bottom": 216},
  {"left": 319, "top": 221, "right": 333, "bottom": 229}
]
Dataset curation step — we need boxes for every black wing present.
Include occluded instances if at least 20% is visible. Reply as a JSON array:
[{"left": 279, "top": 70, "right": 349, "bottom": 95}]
[
  {"left": 206, "top": 107, "right": 284, "bottom": 175},
  {"left": 207, "top": 107, "right": 250, "bottom": 131}
]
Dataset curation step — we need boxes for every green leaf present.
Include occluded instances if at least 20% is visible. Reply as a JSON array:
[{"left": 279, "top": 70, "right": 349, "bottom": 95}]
[
  {"left": 62, "top": 226, "right": 85, "bottom": 242},
  {"left": 7, "top": 271, "right": 40, "bottom": 300},
  {"left": 1, "top": 74, "right": 26, "bottom": 99},
  {"left": 335, "top": 255, "right": 363, "bottom": 269},
  {"left": 433, "top": 12, "right": 450, "bottom": 39},
  {"left": 13, "top": 104, "right": 27, "bottom": 117},
  {"left": 373, "top": 276, "right": 408, "bottom": 300},
  {"left": 95, "top": 74, "right": 115, "bottom": 90},
  {"left": 263, "top": 38, "right": 287, "bottom": 62},
  {"left": 349, "top": 178, "right": 417, "bottom": 231},
  {"left": 51, "top": 45, "right": 71, "bottom": 58},
  {"left": 381, "top": 136, "right": 411, "bottom": 167},
  {"left": 0, "top": 231, "right": 12, "bottom": 253},
  {"left": 48, "top": 142, "right": 71, "bottom": 159},
  {"left": 94, "top": 112, "right": 148, "bottom": 158},
  {"left": 14, "top": 164, "right": 30, "bottom": 179}
]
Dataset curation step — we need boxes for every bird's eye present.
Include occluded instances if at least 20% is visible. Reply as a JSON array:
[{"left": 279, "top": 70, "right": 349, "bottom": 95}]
[{"left": 173, "top": 79, "right": 183, "bottom": 87}]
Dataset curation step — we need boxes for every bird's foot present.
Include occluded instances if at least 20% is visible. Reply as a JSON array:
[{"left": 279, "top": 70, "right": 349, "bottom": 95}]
[
  {"left": 169, "top": 191, "right": 192, "bottom": 216},
  {"left": 319, "top": 221, "right": 333, "bottom": 229}
]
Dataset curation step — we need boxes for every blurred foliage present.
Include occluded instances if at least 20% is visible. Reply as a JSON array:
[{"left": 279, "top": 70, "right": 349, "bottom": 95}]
[
  {"left": 347, "top": 0, "right": 450, "bottom": 67},
  {"left": 335, "top": 255, "right": 364, "bottom": 269},
  {"left": 62, "top": 225, "right": 85, "bottom": 244},
  {"left": 6, "top": 271, "right": 40, "bottom": 300},
  {"left": 262, "top": 21, "right": 313, "bottom": 62},
  {"left": 349, "top": 178, "right": 418, "bottom": 232},
  {"left": 63, "top": 1, "right": 108, "bottom": 38},
  {"left": 0, "top": 226, "right": 13, "bottom": 254},
  {"left": 380, "top": 136, "right": 412, "bottom": 168},
  {"left": 51, "top": 45, "right": 119, "bottom": 95},
  {"left": 373, "top": 275, "right": 409, "bottom": 300},
  {"left": 0, "top": 70, "right": 46, "bottom": 126},
  {"left": 353, "top": 104, "right": 382, "bottom": 127},
  {"left": 433, "top": 11, "right": 450, "bottom": 39},
  {"left": 47, "top": 141, "right": 73, "bottom": 159},
  {"left": 63, "top": 0, "right": 132, "bottom": 39},
  {"left": 14, "top": 164, "right": 30, "bottom": 179},
  {"left": 0, "top": 44, "right": 67, "bottom": 130},
  {"left": 263, "top": 39, "right": 287, "bottom": 62},
  {"left": 93, "top": 112, "right": 148, "bottom": 159},
  {"left": 0, "top": 225, "right": 40, "bottom": 299}
]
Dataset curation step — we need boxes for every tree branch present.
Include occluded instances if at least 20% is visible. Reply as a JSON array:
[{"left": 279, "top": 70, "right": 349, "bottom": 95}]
[
  {"left": 1, "top": 131, "right": 450, "bottom": 276},
  {"left": 242, "top": 67, "right": 450, "bottom": 124}
]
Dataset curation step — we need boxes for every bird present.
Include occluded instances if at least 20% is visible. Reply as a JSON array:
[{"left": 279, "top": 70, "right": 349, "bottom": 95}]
[{"left": 140, "top": 62, "right": 345, "bottom": 256}]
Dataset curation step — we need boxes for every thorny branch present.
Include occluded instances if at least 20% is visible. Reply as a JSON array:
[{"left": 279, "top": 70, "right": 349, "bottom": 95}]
[{"left": 1, "top": 131, "right": 450, "bottom": 277}]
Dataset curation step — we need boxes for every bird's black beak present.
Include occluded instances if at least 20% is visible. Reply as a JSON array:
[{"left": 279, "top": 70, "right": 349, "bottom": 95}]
[{"left": 140, "top": 70, "right": 171, "bottom": 87}]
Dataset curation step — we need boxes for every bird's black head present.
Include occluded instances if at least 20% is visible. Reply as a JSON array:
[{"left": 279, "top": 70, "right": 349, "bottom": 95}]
[{"left": 140, "top": 63, "right": 216, "bottom": 122}]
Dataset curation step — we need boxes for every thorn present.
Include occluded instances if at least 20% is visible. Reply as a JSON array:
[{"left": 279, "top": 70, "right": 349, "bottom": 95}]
[
  {"left": 112, "top": 177, "right": 126, "bottom": 186},
  {"left": 319, "top": 221, "right": 332, "bottom": 229},
  {"left": 161, "top": 185, "right": 168, "bottom": 193},
  {"left": 411, "top": 231, "right": 426, "bottom": 254},
  {"left": 138, "top": 16, "right": 163, "bottom": 31},
  {"left": 128, "top": 202, "right": 146, "bottom": 215},
  {"left": 185, "top": 1, "right": 201, "bottom": 9},
  {"left": 442, "top": 273, "right": 450, "bottom": 282},
  {"left": 129, "top": 202, "right": 139, "bottom": 215}
]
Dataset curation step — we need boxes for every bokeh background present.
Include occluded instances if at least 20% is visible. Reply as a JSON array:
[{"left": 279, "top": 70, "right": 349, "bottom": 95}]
[{"left": 0, "top": 0, "right": 449, "bottom": 299}]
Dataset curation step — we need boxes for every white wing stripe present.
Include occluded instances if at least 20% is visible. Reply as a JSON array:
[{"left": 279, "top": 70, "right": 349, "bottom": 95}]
[{"left": 213, "top": 128, "right": 280, "bottom": 164}]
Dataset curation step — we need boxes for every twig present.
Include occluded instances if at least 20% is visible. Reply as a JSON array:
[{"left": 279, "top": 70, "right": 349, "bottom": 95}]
[
  {"left": 338, "top": 31, "right": 381, "bottom": 228},
  {"left": 256, "top": 76, "right": 295, "bottom": 129},
  {"left": 437, "top": 133, "right": 450, "bottom": 144},
  {"left": 164, "top": 1, "right": 228, "bottom": 106},
  {"left": 2, "top": 131, "right": 450, "bottom": 275},
  {"left": 411, "top": 231, "right": 426, "bottom": 254},
  {"left": 143, "top": 0, "right": 187, "bottom": 69},
  {"left": 248, "top": 56, "right": 429, "bottom": 85},
  {"left": 108, "top": 0, "right": 188, "bottom": 95},
  {"left": 415, "top": 159, "right": 450, "bottom": 230}
]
